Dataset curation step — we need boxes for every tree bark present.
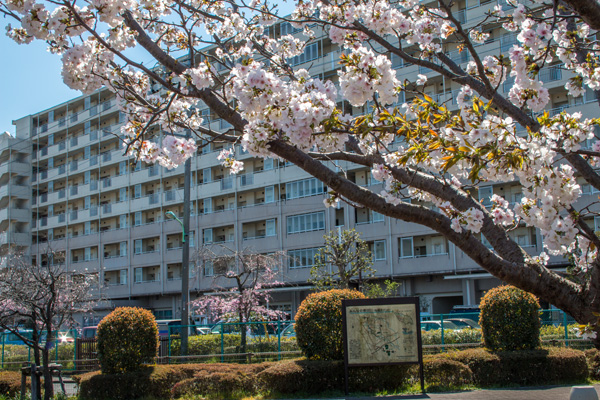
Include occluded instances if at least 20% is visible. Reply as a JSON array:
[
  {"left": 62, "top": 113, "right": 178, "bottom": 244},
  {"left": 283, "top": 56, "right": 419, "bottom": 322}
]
[{"left": 42, "top": 348, "right": 53, "bottom": 400}]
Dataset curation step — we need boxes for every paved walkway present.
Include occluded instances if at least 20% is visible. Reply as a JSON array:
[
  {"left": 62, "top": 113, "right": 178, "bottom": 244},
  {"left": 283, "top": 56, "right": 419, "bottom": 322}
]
[{"left": 287, "top": 384, "right": 600, "bottom": 400}]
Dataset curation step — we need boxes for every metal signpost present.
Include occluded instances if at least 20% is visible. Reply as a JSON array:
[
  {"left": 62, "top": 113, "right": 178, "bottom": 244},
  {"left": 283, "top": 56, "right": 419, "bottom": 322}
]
[{"left": 342, "top": 296, "right": 425, "bottom": 395}]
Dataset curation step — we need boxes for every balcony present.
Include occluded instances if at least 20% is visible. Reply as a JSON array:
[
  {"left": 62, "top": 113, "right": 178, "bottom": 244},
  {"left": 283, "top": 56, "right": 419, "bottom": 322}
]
[
  {"left": 103, "top": 255, "right": 128, "bottom": 270},
  {"left": 105, "top": 284, "right": 129, "bottom": 298},
  {"left": 395, "top": 252, "right": 453, "bottom": 276},
  {"left": 539, "top": 64, "right": 563, "bottom": 83}
]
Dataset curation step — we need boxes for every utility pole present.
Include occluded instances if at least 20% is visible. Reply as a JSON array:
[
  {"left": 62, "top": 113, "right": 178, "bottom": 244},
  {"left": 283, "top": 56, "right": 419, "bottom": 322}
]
[{"left": 181, "top": 129, "right": 192, "bottom": 358}]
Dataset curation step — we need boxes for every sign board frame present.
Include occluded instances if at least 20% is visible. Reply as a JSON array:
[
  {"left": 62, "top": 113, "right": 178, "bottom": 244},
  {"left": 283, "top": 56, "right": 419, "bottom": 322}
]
[{"left": 341, "top": 296, "right": 425, "bottom": 394}]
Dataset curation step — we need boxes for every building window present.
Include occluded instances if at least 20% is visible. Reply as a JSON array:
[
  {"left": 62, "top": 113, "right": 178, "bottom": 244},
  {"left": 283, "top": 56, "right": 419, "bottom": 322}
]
[
  {"left": 266, "top": 219, "right": 276, "bottom": 237},
  {"left": 286, "top": 178, "right": 325, "bottom": 200},
  {"left": 134, "top": 212, "right": 142, "bottom": 226},
  {"left": 134, "top": 267, "right": 143, "bottom": 283},
  {"left": 119, "top": 269, "right": 127, "bottom": 285},
  {"left": 374, "top": 240, "right": 386, "bottom": 261},
  {"left": 288, "top": 247, "right": 320, "bottom": 269},
  {"left": 153, "top": 309, "right": 173, "bottom": 319},
  {"left": 289, "top": 42, "right": 320, "bottom": 66},
  {"left": 372, "top": 211, "right": 384, "bottom": 223},
  {"left": 134, "top": 239, "right": 142, "bottom": 255},
  {"left": 280, "top": 21, "right": 303, "bottom": 35},
  {"left": 478, "top": 186, "right": 493, "bottom": 208},
  {"left": 400, "top": 237, "right": 414, "bottom": 258},
  {"left": 265, "top": 186, "right": 275, "bottom": 203},
  {"left": 203, "top": 228, "right": 213, "bottom": 244},
  {"left": 287, "top": 211, "right": 325, "bottom": 234},
  {"left": 204, "top": 260, "right": 214, "bottom": 276}
]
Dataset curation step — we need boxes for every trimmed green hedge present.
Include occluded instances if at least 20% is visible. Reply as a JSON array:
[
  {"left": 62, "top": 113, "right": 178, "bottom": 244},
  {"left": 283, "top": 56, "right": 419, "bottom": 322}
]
[
  {"left": 97, "top": 307, "right": 159, "bottom": 374},
  {"left": 421, "top": 328, "right": 482, "bottom": 345},
  {"left": 445, "top": 347, "right": 588, "bottom": 386},
  {"left": 585, "top": 349, "right": 600, "bottom": 380},
  {"left": 169, "top": 334, "right": 298, "bottom": 357},
  {"left": 171, "top": 363, "right": 274, "bottom": 399},
  {"left": 479, "top": 285, "right": 541, "bottom": 351},
  {"left": 75, "top": 365, "right": 200, "bottom": 400},
  {"left": 0, "top": 371, "right": 28, "bottom": 397},
  {"left": 74, "top": 347, "right": 590, "bottom": 399},
  {"left": 295, "top": 289, "right": 366, "bottom": 360},
  {"left": 257, "top": 359, "right": 413, "bottom": 394}
]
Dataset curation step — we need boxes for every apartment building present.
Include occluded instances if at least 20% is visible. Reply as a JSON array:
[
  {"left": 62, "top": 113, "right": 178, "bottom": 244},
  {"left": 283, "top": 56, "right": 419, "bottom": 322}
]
[{"left": 4, "top": 0, "right": 587, "bottom": 322}]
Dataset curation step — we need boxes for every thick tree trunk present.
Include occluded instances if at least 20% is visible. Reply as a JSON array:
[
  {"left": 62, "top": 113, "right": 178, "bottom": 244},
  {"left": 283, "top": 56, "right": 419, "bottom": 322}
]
[
  {"left": 239, "top": 312, "right": 248, "bottom": 363},
  {"left": 42, "top": 349, "right": 53, "bottom": 400}
]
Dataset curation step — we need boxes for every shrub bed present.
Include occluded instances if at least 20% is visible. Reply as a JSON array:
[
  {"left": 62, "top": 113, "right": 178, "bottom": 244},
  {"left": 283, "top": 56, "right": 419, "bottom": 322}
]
[
  {"left": 295, "top": 289, "right": 366, "bottom": 360},
  {"left": 479, "top": 285, "right": 540, "bottom": 351},
  {"left": 75, "top": 347, "right": 589, "bottom": 399},
  {"left": 0, "top": 371, "right": 28, "bottom": 397},
  {"left": 171, "top": 363, "right": 274, "bottom": 399},
  {"left": 75, "top": 365, "right": 201, "bottom": 400},
  {"left": 423, "top": 357, "right": 473, "bottom": 390},
  {"left": 585, "top": 349, "right": 600, "bottom": 380},
  {"left": 97, "top": 307, "right": 159, "bottom": 374},
  {"left": 170, "top": 334, "right": 298, "bottom": 358},
  {"left": 421, "top": 328, "right": 482, "bottom": 345},
  {"left": 445, "top": 347, "right": 588, "bottom": 386},
  {"left": 257, "top": 359, "right": 413, "bottom": 394}
]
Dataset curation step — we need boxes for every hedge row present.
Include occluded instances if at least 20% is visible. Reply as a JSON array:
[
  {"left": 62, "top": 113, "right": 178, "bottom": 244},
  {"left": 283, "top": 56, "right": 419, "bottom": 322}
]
[
  {"left": 75, "top": 347, "right": 589, "bottom": 400},
  {"left": 0, "top": 371, "right": 28, "bottom": 397},
  {"left": 420, "top": 325, "right": 582, "bottom": 346},
  {"left": 443, "top": 347, "right": 587, "bottom": 386},
  {"left": 169, "top": 335, "right": 298, "bottom": 357}
]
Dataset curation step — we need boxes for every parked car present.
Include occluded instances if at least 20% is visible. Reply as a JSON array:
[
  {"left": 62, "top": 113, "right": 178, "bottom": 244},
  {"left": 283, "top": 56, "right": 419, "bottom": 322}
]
[
  {"left": 210, "top": 321, "right": 286, "bottom": 338},
  {"left": 281, "top": 323, "right": 295, "bottom": 338},
  {"left": 449, "top": 305, "right": 480, "bottom": 314},
  {"left": 446, "top": 318, "right": 480, "bottom": 329},
  {"left": 420, "top": 320, "right": 460, "bottom": 332},
  {"left": 156, "top": 319, "right": 207, "bottom": 337},
  {"left": 82, "top": 326, "right": 98, "bottom": 339}
]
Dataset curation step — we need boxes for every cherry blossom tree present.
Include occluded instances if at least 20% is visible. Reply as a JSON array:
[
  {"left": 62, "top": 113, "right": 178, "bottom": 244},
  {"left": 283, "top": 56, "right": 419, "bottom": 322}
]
[
  {"left": 192, "top": 248, "right": 285, "bottom": 352},
  {"left": 5, "top": 0, "right": 600, "bottom": 341},
  {"left": 0, "top": 250, "right": 98, "bottom": 400}
]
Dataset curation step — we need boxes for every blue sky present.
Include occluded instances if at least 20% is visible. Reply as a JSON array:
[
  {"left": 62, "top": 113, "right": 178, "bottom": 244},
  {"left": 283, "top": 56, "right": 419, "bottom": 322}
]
[
  {"left": 0, "top": 2, "right": 296, "bottom": 134},
  {"left": 0, "top": 33, "right": 79, "bottom": 133}
]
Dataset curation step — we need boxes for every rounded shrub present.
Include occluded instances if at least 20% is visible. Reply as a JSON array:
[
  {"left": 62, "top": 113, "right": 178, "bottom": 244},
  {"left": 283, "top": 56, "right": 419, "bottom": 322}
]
[
  {"left": 479, "top": 285, "right": 540, "bottom": 351},
  {"left": 295, "top": 289, "right": 366, "bottom": 360},
  {"left": 97, "top": 307, "right": 159, "bottom": 374}
]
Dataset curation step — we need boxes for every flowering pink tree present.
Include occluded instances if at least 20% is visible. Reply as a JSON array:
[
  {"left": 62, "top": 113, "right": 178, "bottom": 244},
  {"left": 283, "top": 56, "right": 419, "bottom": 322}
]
[
  {"left": 4, "top": 0, "right": 600, "bottom": 340},
  {"left": 0, "top": 251, "right": 98, "bottom": 400},
  {"left": 192, "top": 249, "right": 285, "bottom": 351}
]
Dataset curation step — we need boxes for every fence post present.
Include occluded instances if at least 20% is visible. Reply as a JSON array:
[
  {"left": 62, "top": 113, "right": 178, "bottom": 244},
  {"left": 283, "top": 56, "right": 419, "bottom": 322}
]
[
  {"left": 28, "top": 346, "right": 31, "bottom": 362},
  {"left": 55, "top": 332, "right": 58, "bottom": 361},
  {"left": 1, "top": 332, "right": 4, "bottom": 369},
  {"left": 440, "top": 313, "right": 445, "bottom": 352},
  {"left": 277, "top": 321, "right": 281, "bottom": 361},
  {"left": 220, "top": 323, "right": 224, "bottom": 363},
  {"left": 73, "top": 329, "right": 77, "bottom": 371},
  {"left": 168, "top": 326, "right": 171, "bottom": 364},
  {"left": 563, "top": 311, "right": 569, "bottom": 347}
]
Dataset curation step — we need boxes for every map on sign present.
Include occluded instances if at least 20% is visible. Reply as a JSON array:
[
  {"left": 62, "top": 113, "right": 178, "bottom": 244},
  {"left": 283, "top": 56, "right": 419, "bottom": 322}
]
[{"left": 345, "top": 303, "right": 418, "bottom": 365}]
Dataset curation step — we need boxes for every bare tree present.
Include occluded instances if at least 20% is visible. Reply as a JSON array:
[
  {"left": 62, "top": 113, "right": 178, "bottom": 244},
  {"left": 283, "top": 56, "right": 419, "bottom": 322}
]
[
  {"left": 309, "top": 229, "right": 375, "bottom": 291},
  {"left": 0, "top": 250, "right": 99, "bottom": 400}
]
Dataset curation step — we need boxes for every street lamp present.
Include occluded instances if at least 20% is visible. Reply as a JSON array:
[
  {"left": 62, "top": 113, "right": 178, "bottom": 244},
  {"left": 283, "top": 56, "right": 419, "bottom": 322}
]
[
  {"left": 164, "top": 134, "right": 192, "bottom": 358},
  {"left": 165, "top": 211, "right": 185, "bottom": 244}
]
